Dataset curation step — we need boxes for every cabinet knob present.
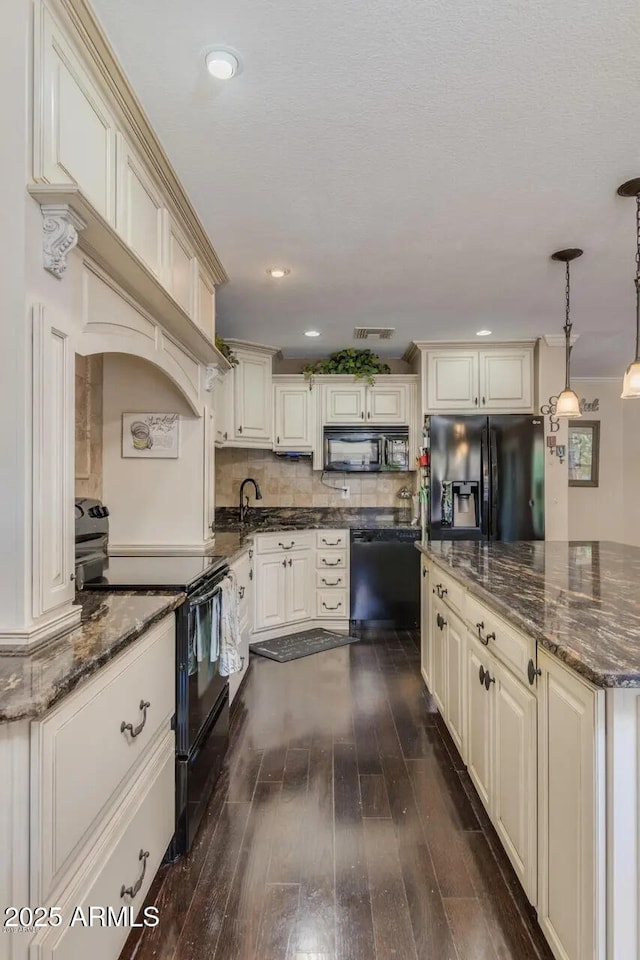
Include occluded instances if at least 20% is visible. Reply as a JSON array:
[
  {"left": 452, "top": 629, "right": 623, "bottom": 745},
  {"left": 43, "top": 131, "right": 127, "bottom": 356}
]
[
  {"left": 479, "top": 664, "right": 486, "bottom": 685},
  {"left": 436, "top": 612, "right": 447, "bottom": 631},
  {"left": 288, "top": 558, "right": 292, "bottom": 566},
  {"left": 484, "top": 671, "right": 495, "bottom": 690},
  {"left": 276, "top": 436, "right": 280, "bottom": 444},
  {"left": 361, "top": 411, "right": 364, "bottom": 419},
  {"left": 527, "top": 658, "right": 542, "bottom": 685},
  {"left": 224, "top": 431, "right": 228, "bottom": 440},
  {"left": 282, "top": 559, "right": 287, "bottom": 568},
  {"left": 474, "top": 397, "right": 478, "bottom": 405},
  {"left": 422, "top": 567, "right": 426, "bottom": 578},
  {"left": 482, "top": 397, "right": 486, "bottom": 405},
  {"left": 238, "top": 425, "right": 243, "bottom": 434}
]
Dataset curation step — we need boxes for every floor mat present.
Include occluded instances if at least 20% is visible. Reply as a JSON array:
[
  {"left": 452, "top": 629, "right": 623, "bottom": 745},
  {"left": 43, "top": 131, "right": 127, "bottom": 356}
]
[{"left": 249, "top": 628, "right": 359, "bottom": 662}]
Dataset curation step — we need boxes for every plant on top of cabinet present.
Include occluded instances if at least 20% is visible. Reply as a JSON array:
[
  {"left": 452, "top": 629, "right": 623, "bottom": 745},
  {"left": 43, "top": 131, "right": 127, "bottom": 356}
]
[
  {"left": 215, "top": 335, "right": 239, "bottom": 366},
  {"left": 303, "top": 348, "right": 391, "bottom": 385}
]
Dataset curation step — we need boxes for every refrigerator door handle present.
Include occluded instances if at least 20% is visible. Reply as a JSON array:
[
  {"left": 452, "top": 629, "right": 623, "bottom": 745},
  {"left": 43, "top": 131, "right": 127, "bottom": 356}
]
[
  {"left": 490, "top": 428, "right": 499, "bottom": 540},
  {"left": 480, "top": 425, "right": 490, "bottom": 538}
]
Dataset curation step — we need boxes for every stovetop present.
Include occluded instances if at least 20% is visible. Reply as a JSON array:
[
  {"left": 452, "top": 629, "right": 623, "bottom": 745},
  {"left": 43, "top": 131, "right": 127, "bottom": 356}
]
[{"left": 85, "top": 554, "right": 228, "bottom": 592}]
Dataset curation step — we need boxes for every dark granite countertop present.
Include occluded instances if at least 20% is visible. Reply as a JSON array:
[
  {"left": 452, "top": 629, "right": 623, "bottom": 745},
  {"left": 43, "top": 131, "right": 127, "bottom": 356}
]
[
  {"left": 0, "top": 591, "right": 184, "bottom": 724},
  {"left": 418, "top": 539, "right": 640, "bottom": 688}
]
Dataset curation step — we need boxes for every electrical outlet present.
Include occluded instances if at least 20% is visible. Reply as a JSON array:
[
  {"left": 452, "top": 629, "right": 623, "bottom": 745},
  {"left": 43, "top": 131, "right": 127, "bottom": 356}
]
[{"left": 341, "top": 486, "right": 350, "bottom": 500}]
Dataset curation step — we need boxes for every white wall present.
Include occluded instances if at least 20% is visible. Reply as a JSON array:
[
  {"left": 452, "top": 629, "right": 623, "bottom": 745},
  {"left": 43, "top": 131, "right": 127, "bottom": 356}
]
[
  {"left": 102, "top": 354, "right": 211, "bottom": 552},
  {"left": 568, "top": 380, "right": 625, "bottom": 543}
]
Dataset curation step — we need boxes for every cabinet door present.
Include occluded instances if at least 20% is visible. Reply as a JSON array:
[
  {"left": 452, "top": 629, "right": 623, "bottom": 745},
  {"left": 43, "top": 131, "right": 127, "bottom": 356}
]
[
  {"left": 166, "top": 216, "right": 197, "bottom": 317},
  {"left": 427, "top": 351, "right": 479, "bottom": 411},
  {"left": 493, "top": 661, "right": 537, "bottom": 904},
  {"left": 274, "top": 383, "right": 313, "bottom": 449},
  {"left": 446, "top": 613, "right": 466, "bottom": 760},
  {"left": 479, "top": 348, "right": 533, "bottom": 411},
  {"left": 197, "top": 268, "right": 216, "bottom": 342},
  {"left": 537, "top": 649, "right": 603, "bottom": 960},
  {"left": 214, "top": 372, "right": 231, "bottom": 445},
  {"left": 323, "top": 383, "right": 367, "bottom": 423},
  {"left": 366, "top": 384, "right": 407, "bottom": 423},
  {"left": 115, "top": 135, "right": 164, "bottom": 278},
  {"left": 420, "top": 559, "right": 431, "bottom": 687},
  {"left": 234, "top": 352, "right": 272, "bottom": 441},
  {"left": 286, "top": 551, "right": 313, "bottom": 623},
  {"left": 254, "top": 556, "right": 287, "bottom": 631},
  {"left": 430, "top": 598, "right": 447, "bottom": 714},
  {"left": 32, "top": 307, "right": 75, "bottom": 616},
  {"left": 466, "top": 639, "right": 493, "bottom": 812}
]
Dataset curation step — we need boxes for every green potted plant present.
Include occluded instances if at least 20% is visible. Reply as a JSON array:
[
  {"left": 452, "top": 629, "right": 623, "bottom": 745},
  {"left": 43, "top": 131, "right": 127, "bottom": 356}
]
[
  {"left": 215, "top": 335, "right": 239, "bottom": 367},
  {"left": 302, "top": 348, "right": 391, "bottom": 385}
]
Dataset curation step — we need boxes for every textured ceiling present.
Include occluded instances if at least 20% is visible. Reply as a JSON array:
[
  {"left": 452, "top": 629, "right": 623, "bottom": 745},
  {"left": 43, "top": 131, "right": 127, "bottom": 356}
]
[{"left": 91, "top": 0, "right": 640, "bottom": 376}]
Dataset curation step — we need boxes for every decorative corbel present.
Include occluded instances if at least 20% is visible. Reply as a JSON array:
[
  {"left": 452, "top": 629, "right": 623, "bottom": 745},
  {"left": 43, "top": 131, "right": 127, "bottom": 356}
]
[
  {"left": 203, "top": 364, "right": 222, "bottom": 391},
  {"left": 40, "top": 203, "right": 86, "bottom": 279}
]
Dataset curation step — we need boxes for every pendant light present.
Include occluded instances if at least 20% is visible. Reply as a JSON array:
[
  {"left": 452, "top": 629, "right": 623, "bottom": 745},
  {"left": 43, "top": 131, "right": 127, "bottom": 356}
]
[
  {"left": 617, "top": 179, "right": 640, "bottom": 398},
  {"left": 551, "top": 248, "right": 583, "bottom": 418}
]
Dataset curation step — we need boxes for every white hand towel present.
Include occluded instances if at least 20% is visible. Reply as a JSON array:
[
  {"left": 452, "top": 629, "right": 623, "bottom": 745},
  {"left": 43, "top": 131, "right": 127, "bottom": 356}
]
[{"left": 219, "top": 572, "right": 242, "bottom": 677}]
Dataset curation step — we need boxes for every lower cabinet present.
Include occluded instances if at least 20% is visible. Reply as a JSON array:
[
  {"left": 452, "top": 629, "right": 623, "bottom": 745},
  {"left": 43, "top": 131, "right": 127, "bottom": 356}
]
[
  {"left": 229, "top": 547, "right": 254, "bottom": 703},
  {"left": 445, "top": 611, "right": 466, "bottom": 758},
  {"left": 466, "top": 636, "right": 493, "bottom": 810},
  {"left": 430, "top": 598, "right": 447, "bottom": 715},
  {"left": 420, "top": 556, "right": 430, "bottom": 687},
  {"left": 254, "top": 549, "right": 313, "bottom": 632},
  {"left": 537, "top": 648, "right": 604, "bottom": 960}
]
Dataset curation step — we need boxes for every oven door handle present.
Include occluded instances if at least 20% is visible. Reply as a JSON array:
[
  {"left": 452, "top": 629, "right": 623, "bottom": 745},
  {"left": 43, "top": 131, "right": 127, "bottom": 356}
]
[{"left": 190, "top": 583, "right": 224, "bottom": 608}]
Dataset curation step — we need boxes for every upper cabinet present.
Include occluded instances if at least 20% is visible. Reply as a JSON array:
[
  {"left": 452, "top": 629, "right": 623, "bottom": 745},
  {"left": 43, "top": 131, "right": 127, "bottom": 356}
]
[
  {"left": 273, "top": 378, "right": 314, "bottom": 450},
  {"left": 323, "top": 379, "right": 412, "bottom": 425},
  {"left": 217, "top": 342, "right": 279, "bottom": 448},
  {"left": 115, "top": 135, "right": 164, "bottom": 278},
  {"left": 423, "top": 345, "right": 534, "bottom": 414},
  {"left": 196, "top": 268, "right": 216, "bottom": 342},
  {"left": 166, "top": 216, "right": 197, "bottom": 319}
]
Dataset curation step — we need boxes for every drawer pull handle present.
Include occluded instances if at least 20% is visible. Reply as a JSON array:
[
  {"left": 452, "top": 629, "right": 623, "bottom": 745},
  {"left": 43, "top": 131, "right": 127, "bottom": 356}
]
[
  {"left": 436, "top": 612, "right": 447, "bottom": 631},
  {"left": 120, "top": 849, "right": 149, "bottom": 899},
  {"left": 322, "top": 601, "right": 342, "bottom": 610},
  {"left": 249, "top": 548, "right": 254, "bottom": 559},
  {"left": 485, "top": 631, "right": 496, "bottom": 644},
  {"left": 322, "top": 558, "right": 341, "bottom": 566},
  {"left": 121, "top": 700, "right": 151, "bottom": 739},
  {"left": 279, "top": 541, "right": 295, "bottom": 550},
  {"left": 476, "top": 621, "right": 489, "bottom": 645},
  {"left": 527, "top": 658, "right": 542, "bottom": 686},
  {"left": 249, "top": 568, "right": 253, "bottom": 580},
  {"left": 435, "top": 583, "right": 448, "bottom": 599},
  {"left": 322, "top": 578, "right": 342, "bottom": 586},
  {"left": 240, "top": 656, "right": 246, "bottom": 669},
  {"left": 238, "top": 585, "right": 245, "bottom": 599},
  {"left": 322, "top": 538, "right": 341, "bottom": 546}
]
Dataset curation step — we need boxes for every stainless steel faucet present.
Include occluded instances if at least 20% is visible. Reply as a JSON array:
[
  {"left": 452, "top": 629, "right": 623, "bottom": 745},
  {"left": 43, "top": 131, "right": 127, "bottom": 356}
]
[{"left": 239, "top": 477, "right": 263, "bottom": 523}]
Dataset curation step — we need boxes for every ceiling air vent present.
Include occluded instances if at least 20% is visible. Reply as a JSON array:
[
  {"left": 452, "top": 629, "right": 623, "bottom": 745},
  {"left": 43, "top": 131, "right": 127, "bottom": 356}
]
[{"left": 352, "top": 327, "right": 395, "bottom": 341}]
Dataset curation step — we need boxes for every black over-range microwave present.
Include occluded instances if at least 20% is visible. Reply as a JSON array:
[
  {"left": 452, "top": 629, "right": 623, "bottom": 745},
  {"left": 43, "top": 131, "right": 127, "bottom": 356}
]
[{"left": 323, "top": 425, "right": 410, "bottom": 472}]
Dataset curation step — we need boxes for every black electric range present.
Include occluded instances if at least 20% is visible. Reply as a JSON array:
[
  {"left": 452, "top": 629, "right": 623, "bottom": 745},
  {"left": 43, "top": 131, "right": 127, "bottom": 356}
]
[{"left": 87, "top": 553, "right": 231, "bottom": 857}]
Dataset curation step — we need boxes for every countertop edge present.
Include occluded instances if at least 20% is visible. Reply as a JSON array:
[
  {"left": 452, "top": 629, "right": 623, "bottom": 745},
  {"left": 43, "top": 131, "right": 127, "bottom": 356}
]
[
  {"left": 417, "top": 543, "right": 630, "bottom": 689},
  {"left": 0, "top": 593, "right": 185, "bottom": 725}
]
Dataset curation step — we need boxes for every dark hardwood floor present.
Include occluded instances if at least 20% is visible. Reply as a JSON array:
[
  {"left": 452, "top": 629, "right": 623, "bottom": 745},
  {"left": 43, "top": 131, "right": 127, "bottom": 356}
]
[{"left": 120, "top": 626, "right": 554, "bottom": 960}]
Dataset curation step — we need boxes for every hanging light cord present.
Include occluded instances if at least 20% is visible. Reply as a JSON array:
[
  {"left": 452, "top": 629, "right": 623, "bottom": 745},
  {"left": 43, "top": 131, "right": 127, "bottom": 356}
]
[
  {"left": 564, "top": 260, "right": 572, "bottom": 390},
  {"left": 634, "top": 193, "right": 640, "bottom": 363}
]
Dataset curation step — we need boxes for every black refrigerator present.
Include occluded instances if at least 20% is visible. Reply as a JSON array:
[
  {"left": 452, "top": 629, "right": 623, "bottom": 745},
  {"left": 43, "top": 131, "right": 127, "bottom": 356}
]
[{"left": 429, "top": 415, "right": 545, "bottom": 541}]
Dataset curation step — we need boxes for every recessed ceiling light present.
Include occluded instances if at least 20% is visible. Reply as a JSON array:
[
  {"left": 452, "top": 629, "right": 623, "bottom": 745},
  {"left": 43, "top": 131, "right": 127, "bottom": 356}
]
[
  {"left": 205, "top": 50, "right": 239, "bottom": 80},
  {"left": 305, "top": 330, "right": 321, "bottom": 338},
  {"left": 476, "top": 329, "right": 492, "bottom": 336},
  {"left": 267, "top": 267, "right": 290, "bottom": 279}
]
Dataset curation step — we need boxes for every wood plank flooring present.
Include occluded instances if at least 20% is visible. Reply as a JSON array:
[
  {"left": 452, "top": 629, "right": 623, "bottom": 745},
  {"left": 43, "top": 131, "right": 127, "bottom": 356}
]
[{"left": 119, "top": 626, "right": 554, "bottom": 960}]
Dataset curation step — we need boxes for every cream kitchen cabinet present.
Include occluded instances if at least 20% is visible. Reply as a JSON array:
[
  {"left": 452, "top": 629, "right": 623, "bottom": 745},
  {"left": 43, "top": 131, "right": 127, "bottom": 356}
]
[
  {"left": 165, "top": 214, "right": 197, "bottom": 319},
  {"left": 196, "top": 267, "right": 216, "bottom": 343},
  {"left": 254, "top": 545, "right": 313, "bottom": 632},
  {"left": 213, "top": 371, "right": 232, "bottom": 446},
  {"left": 273, "top": 377, "right": 315, "bottom": 450},
  {"left": 425, "top": 346, "right": 534, "bottom": 413},
  {"left": 430, "top": 597, "right": 448, "bottom": 715},
  {"left": 229, "top": 547, "right": 253, "bottom": 703},
  {"left": 115, "top": 135, "right": 164, "bottom": 279},
  {"left": 322, "top": 379, "right": 411, "bottom": 425},
  {"left": 420, "top": 556, "right": 431, "bottom": 688},
  {"left": 466, "top": 635, "right": 493, "bottom": 810},
  {"left": 537, "top": 648, "right": 604, "bottom": 960},
  {"left": 219, "top": 343, "right": 277, "bottom": 448}
]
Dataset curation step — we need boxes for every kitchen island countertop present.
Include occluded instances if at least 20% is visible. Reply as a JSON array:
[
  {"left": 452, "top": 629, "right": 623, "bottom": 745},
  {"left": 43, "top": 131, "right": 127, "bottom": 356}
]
[
  {"left": 418, "top": 539, "right": 640, "bottom": 688},
  {"left": 0, "top": 591, "right": 184, "bottom": 723}
]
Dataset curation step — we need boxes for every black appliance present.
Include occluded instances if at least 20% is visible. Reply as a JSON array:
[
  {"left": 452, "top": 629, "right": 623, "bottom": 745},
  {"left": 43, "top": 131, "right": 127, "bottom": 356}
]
[
  {"left": 429, "top": 415, "right": 545, "bottom": 541},
  {"left": 350, "top": 528, "right": 420, "bottom": 626},
  {"left": 86, "top": 553, "right": 230, "bottom": 857},
  {"left": 323, "top": 425, "right": 410, "bottom": 472},
  {"left": 74, "top": 498, "right": 109, "bottom": 587}
]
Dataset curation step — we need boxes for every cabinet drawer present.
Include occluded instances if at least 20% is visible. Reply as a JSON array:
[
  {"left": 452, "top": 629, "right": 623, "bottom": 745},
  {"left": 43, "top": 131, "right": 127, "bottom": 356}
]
[
  {"left": 30, "top": 733, "right": 174, "bottom": 960},
  {"left": 317, "top": 550, "right": 347, "bottom": 571},
  {"left": 31, "top": 615, "right": 175, "bottom": 903},
  {"left": 466, "top": 594, "right": 535, "bottom": 683},
  {"left": 317, "top": 589, "right": 349, "bottom": 618},
  {"left": 316, "top": 530, "right": 348, "bottom": 550},
  {"left": 316, "top": 569, "right": 348, "bottom": 590},
  {"left": 431, "top": 567, "right": 465, "bottom": 618},
  {"left": 255, "top": 531, "right": 314, "bottom": 554}
]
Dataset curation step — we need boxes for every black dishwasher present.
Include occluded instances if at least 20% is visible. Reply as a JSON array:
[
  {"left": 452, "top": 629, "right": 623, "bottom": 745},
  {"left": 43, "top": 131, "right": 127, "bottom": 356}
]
[{"left": 350, "top": 528, "right": 420, "bottom": 627}]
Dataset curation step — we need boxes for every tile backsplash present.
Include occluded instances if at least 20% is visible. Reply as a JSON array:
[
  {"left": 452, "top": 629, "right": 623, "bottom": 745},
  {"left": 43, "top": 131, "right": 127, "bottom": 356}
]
[{"left": 216, "top": 448, "right": 414, "bottom": 508}]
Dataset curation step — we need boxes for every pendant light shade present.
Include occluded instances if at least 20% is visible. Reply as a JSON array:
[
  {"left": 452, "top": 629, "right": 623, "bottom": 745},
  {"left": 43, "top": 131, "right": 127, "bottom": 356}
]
[
  {"left": 550, "top": 248, "right": 583, "bottom": 419},
  {"left": 617, "top": 180, "right": 640, "bottom": 398},
  {"left": 555, "top": 388, "right": 582, "bottom": 418}
]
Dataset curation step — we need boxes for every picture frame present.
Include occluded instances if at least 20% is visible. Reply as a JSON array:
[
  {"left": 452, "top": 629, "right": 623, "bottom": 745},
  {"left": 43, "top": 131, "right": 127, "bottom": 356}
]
[
  {"left": 122, "top": 413, "right": 180, "bottom": 459},
  {"left": 568, "top": 419, "right": 600, "bottom": 487}
]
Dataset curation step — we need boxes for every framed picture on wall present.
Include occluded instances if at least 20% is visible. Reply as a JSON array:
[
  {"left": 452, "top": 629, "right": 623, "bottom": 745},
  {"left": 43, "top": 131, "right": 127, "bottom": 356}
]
[
  {"left": 568, "top": 420, "right": 600, "bottom": 487},
  {"left": 122, "top": 413, "right": 180, "bottom": 459}
]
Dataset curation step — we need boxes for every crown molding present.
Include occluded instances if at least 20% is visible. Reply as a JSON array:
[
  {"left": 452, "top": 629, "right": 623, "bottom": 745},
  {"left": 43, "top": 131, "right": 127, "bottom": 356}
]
[
  {"left": 54, "top": 0, "right": 228, "bottom": 286},
  {"left": 543, "top": 333, "right": 579, "bottom": 347}
]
